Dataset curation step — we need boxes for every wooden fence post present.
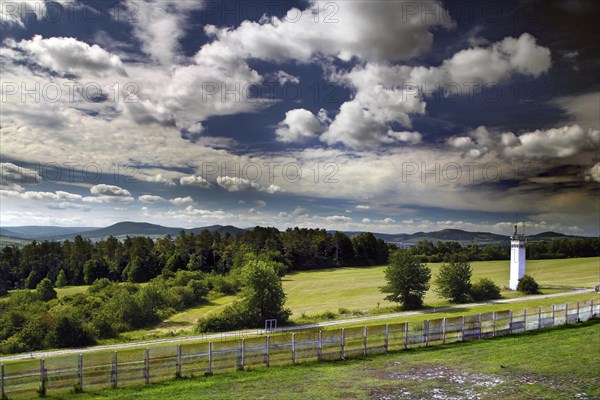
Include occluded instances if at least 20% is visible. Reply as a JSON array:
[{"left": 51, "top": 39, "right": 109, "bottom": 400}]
[
  {"left": 265, "top": 336, "right": 270, "bottom": 367},
  {"left": 424, "top": 320, "right": 429, "bottom": 347},
  {"left": 508, "top": 310, "right": 513, "bottom": 334},
  {"left": 538, "top": 306, "right": 542, "bottom": 329},
  {"left": 340, "top": 328, "right": 345, "bottom": 360},
  {"left": 384, "top": 324, "right": 389, "bottom": 352},
  {"left": 78, "top": 354, "right": 83, "bottom": 391},
  {"left": 551, "top": 305, "right": 555, "bottom": 326},
  {"left": 317, "top": 331, "right": 323, "bottom": 361},
  {"left": 176, "top": 345, "right": 182, "bottom": 378},
  {"left": 577, "top": 301, "right": 580, "bottom": 320},
  {"left": 291, "top": 334, "right": 296, "bottom": 365},
  {"left": 477, "top": 314, "right": 482, "bottom": 339},
  {"left": 442, "top": 318, "right": 447, "bottom": 344},
  {"left": 208, "top": 342, "right": 213, "bottom": 375},
  {"left": 565, "top": 302, "right": 569, "bottom": 324},
  {"left": 240, "top": 339, "right": 245, "bottom": 369},
  {"left": 523, "top": 308, "right": 527, "bottom": 331},
  {"left": 363, "top": 326, "right": 368, "bottom": 356},
  {"left": 111, "top": 351, "right": 118, "bottom": 388},
  {"left": 403, "top": 323, "right": 408, "bottom": 349},
  {"left": 591, "top": 299, "right": 594, "bottom": 319},
  {"left": 144, "top": 348, "right": 150, "bottom": 384},
  {"left": 460, "top": 316, "right": 465, "bottom": 340},
  {"left": 39, "top": 359, "right": 46, "bottom": 386},
  {"left": 492, "top": 312, "right": 496, "bottom": 337},
  {"left": 1, "top": 364, "right": 5, "bottom": 400}
]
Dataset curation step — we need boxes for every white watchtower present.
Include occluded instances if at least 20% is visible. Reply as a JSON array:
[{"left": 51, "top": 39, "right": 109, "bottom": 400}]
[{"left": 509, "top": 224, "right": 526, "bottom": 290}]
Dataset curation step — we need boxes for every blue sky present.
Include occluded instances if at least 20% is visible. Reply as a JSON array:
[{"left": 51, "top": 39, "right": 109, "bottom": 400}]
[{"left": 0, "top": 0, "right": 598, "bottom": 235}]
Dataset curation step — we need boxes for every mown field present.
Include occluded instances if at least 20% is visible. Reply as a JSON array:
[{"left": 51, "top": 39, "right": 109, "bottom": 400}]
[
  {"left": 146, "top": 257, "right": 599, "bottom": 334},
  {"left": 49, "top": 319, "right": 600, "bottom": 400}
]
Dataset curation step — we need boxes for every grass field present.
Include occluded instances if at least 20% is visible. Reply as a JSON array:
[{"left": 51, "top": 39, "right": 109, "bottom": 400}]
[
  {"left": 155, "top": 257, "right": 599, "bottom": 331},
  {"left": 50, "top": 320, "right": 600, "bottom": 400},
  {"left": 5, "top": 257, "right": 598, "bottom": 340}
]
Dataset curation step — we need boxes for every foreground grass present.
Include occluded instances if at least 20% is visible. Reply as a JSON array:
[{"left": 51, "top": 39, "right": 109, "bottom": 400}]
[{"left": 53, "top": 320, "right": 600, "bottom": 400}]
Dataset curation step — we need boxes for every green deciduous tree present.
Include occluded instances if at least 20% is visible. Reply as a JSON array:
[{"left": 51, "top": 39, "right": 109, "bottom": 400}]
[
  {"left": 239, "top": 259, "right": 291, "bottom": 325},
  {"left": 36, "top": 277, "right": 57, "bottom": 302},
  {"left": 381, "top": 250, "right": 431, "bottom": 310},
  {"left": 434, "top": 255, "right": 472, "bottom": 303},
  {"left": 55, "top": 269, "right": 68, "bottom": 287}
]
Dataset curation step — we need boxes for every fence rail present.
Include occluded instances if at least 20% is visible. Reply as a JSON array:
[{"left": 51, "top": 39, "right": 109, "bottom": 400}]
[{"left": 1, "top": 299, "right": 597, "bottom": 399}]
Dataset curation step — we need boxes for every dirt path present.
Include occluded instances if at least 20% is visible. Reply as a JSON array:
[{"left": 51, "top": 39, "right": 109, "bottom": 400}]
[{"left": 0, "top": 288, "right": 594, "bottom": 362}]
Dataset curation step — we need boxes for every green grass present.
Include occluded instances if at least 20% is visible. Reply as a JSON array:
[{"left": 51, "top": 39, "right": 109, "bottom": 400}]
[
  {"left": 49, "top": 320, "right": 600, "bottom": 400},
  {"left": 160, "top": 257, "right": 599, "bottom": 328},
  {"left": 285, "top": 257, "right": 599, "bottom": 316},
  {"left": 55, "top": 285, "right": 91, "bottom": 298}
]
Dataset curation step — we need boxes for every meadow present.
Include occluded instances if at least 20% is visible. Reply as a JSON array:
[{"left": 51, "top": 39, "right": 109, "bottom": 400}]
[{"left": 141, "top": 257, "right": 598, "bottom": 335}]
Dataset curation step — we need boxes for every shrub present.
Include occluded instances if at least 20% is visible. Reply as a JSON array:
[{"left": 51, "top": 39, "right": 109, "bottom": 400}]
[
  {"left": 517, "top": 275, "right": 540, "bottom": 294},
  {"left": 88, "top": 278, "right": 113, "bottom": 294},
  {"left": 36, "top": 278, "right": 57, "bottom": 302},
  {"left": 470, "top": 278, "right": 501, "bottom": 301},
  {"left": 196, "top": 302, "right": 247, "bottom": 333},
  {"left": 319, "top": 310, "right": 336, "bottom": 320}
]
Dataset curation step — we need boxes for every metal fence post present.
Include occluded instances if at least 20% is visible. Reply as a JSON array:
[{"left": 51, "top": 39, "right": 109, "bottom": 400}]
[
  {"left": 265, "top": 336, "right": 270, "bottom": 367},
  {"left": 508, "top": 310, "right": 513, "bottom": 334},
  {"left": 78, "top": 354, "right": 83, "bottom": 391},
  {"left": 384, "top": 324, "right": 389, "bottom": 352},
  {"left": 144, "top": 348, "right": 150, "bottom": 384},
  {"left": 565, "top": 302, "right": 569, "bottom": 324},
  {"left": 577, "top": 301, "right": 580, "bottom": 320},
  {"left": 591, "top": 299, "right": 594, "bottom": 319},
  {"left": 523, "top": 308, "right": 527, "bottom": 331},
  {"left": 424, "top": 320, "right": 429, "bottom": 347},
  {"left": 477, "top": 314, "right": 482, "bottom": 339},
  {"left": 340, "top": 328, "right": 345, "bottom": 360},
  {"left": 363, "top": 326, "right": 368, "bottom": 356},
  {"left": 208, "top": 342, "right": 213, "bottom": 375},
  {"left": 551, "top": 305, "right": 555, "bottom": 326},
  {"left": 492, "top": 312, "right": 496, "bottom": 337},
  {"left": 538, "top": 306, "right": 542, "bottom": 329},
  {"left": 291, "top": 334, "right": 296, "bottom": 365},
  {"left": 403, "top": 323, "right": 408, "bottom": 349},
  {"left": 318, "top": 331, "right": 323, "bottom": 361},
  {"left": 176, "top": 345, "right": 182, "bottom": 377},
  {"left": 460, "top": 316, "right": 465, "bottom": 340}
]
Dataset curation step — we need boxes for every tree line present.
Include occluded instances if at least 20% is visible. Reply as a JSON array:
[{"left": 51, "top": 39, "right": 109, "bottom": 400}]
[
  {"left": 0, "top": 227, "right": 390, "bottom": 295},
  {"left": 398, "top": 237, "right": 599, "bottom": 263}
]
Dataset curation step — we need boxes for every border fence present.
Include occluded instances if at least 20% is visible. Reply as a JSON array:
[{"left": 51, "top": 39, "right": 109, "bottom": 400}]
[{"left": 1, "top": 299, "right": 597, "bottom": 399}]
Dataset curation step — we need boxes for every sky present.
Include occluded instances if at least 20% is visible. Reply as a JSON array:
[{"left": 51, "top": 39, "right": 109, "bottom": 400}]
[{"left": 0, "top": 0, "right": 598, "bottom": 235}]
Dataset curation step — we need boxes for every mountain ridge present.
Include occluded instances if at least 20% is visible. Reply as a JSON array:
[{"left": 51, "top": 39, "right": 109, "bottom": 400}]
[{"left": 0, "top": 222, "right": 593, "bottom": 245}]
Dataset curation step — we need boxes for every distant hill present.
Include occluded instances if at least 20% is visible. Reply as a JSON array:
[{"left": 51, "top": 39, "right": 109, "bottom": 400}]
[
  {"left": 0, "top": 222, "right": 247, "bottom": 242},
  {"left": 0, "top": 223, "right": 592, "bottom": 246},
  {"left": 2, "top": 226, "right": 98, "bottom": 239},
  {"left": 0, "top": 227, "right": 27, "bottom": 239},
  {"left": 339, "top": 228, "right": 591, "bottom": 247}
]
